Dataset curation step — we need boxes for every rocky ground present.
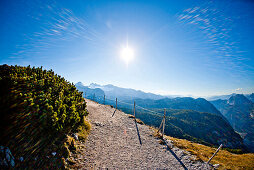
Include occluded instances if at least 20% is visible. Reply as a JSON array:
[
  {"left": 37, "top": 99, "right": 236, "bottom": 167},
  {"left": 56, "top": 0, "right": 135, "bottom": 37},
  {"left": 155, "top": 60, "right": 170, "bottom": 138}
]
[{"left": 69, "top": 99, "right": 212, "bottom": 169}]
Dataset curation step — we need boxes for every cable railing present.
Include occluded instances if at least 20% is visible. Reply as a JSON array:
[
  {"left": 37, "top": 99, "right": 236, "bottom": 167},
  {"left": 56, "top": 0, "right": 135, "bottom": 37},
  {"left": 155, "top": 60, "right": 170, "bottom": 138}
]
[
  {"left": 85, "top": 94, "right": 164, "bottom": 118},
  {"left": 84, "top": 93, "right": 223, "bottom": 167}
]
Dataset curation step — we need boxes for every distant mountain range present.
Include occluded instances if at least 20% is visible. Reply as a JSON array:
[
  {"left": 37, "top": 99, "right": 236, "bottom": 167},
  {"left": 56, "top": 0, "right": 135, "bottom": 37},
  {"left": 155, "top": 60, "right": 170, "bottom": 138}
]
[
  {"left": 206, "top": 93, "right": 253, "bottom": 101},
  {"left": 87, "top": 83, "right": 165, "bottom": 100},
  {"left": 75, "top": 82, "right": 222, "bottom": 116},
  {"left": 75, "top": 82, "right": 105, "bottom": 98},
  {"left": 211, "top": 94, "right": 254, "bottom": 152},
  {"left": 75, "top": 82, "right": 251, "bottom": 151},
  {"left": 126, "top": 97, "right": 223, "bottom": 116}
]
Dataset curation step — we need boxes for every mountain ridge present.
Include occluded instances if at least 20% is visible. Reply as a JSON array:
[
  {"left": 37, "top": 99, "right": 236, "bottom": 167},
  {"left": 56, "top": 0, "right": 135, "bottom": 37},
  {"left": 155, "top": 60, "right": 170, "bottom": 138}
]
[
  {"left": 211, "top": 94, "right": 254, "bottom": 152},
  {"left": 77, "top": 82, "right": 165, "bottom": 100},
  {"left": 75, "top": 82, "right": 105, "bottom": 98}
]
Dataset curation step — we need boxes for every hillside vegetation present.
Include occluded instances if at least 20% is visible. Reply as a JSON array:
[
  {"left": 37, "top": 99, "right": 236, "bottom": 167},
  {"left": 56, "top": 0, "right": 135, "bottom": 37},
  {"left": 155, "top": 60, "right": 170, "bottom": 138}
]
[
  {"left": 0, "top": 65, "right": 89, "bottom": 168},
  {"left": 119, "top": 107, "right": 244, "bottom": 150},
  {"left": 128, "top": 97, "right": 222, "bottom": 116}
]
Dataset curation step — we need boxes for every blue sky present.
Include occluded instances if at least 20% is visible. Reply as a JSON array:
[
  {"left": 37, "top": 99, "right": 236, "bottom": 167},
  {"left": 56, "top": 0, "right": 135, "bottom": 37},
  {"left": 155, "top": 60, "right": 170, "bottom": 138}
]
[{"left": 0, "top": 0, "right": 254, "bottom": 97}]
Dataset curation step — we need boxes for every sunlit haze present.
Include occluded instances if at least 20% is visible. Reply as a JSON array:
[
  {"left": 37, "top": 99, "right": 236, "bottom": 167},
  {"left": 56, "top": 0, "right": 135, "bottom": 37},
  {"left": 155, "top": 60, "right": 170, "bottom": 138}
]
[{"left": 120, "top": 45, "right": 134, "bottom": 65}]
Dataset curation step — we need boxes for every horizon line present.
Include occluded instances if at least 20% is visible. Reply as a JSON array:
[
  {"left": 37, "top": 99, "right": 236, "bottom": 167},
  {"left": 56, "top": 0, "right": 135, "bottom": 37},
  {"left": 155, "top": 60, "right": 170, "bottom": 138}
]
[{"left": 75, "top": 81, "right": 252, "bottom": 99}]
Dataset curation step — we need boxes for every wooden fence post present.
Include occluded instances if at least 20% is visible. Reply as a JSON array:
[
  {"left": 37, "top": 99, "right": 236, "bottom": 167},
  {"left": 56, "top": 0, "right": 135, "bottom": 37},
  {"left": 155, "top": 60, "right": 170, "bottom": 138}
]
[
  {"left": 134, "top": 101, "right": 136, "bottom": 117},
  {"left": 116, "top": 98, "right": 117, "bottom": 109},
  {"left": 162, "top": 108, "right": 166, "bottom": 138},
  {"left": 157, "top": 119, "right": 164, "bottom": 134},
  {"left": 207, "top": 144, "right": 223, "bottom": 164}
]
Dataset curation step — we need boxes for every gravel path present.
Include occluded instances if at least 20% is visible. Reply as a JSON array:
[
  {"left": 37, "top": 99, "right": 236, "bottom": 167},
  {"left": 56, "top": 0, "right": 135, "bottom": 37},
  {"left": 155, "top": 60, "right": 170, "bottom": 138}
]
[{"left": 71, "top": 99, "right": 211, "bottom": 169}]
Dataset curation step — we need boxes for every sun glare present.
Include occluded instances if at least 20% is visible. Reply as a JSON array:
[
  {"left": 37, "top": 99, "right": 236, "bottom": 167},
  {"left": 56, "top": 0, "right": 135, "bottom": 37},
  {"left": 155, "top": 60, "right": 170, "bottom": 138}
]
[{"left": 120, "top": 45, "right": 134, "bottom": 65}]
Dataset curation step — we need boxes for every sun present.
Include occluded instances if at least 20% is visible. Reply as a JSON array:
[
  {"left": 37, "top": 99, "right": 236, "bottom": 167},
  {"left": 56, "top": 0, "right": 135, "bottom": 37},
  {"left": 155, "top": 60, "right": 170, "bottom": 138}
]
[{"left": 120, "top": 45, "right": 134, "bottom": 65}]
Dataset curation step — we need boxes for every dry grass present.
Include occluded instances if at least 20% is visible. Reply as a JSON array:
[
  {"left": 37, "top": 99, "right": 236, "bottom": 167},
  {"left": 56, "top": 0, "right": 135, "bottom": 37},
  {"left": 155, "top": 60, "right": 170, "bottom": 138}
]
[
  {"left": 165, "top": 136, "right": 254, "bottom": 169},
  {"left": 148, "top": 126, "right": 254, "bottom": 169},
  {"left": 135, "top": 118, "right": 144, "bottom": 125},
  {"left": 128, "top": 114, "right": 144, "bottom": 125},
  {"left": 128, "top": 115, "right": 135, "bottom": 118},
  {"left": 66, "top": 119, "right": 91, "bottom": 168},
  {"left": 78, "top": 118, "right": 91, "bottom": 141},
  {"left": 153, "top": 130, "right": 163, "bottom": 139},
  {"left": 158, "top": 139, "right": 166, "bottom": 145}
]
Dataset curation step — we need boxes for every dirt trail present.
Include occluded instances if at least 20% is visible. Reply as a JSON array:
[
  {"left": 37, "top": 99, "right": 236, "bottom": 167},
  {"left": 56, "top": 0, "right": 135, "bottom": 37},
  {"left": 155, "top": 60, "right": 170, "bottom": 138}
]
[{"left": 71, "top": 99, "right": 211, "bottom": 169}]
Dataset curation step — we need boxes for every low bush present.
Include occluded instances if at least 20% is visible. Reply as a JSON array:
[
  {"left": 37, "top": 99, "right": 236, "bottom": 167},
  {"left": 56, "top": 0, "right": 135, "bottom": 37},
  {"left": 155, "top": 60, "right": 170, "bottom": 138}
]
[{"left": 0, "top": 65, "right": 90, "bottom": 168}]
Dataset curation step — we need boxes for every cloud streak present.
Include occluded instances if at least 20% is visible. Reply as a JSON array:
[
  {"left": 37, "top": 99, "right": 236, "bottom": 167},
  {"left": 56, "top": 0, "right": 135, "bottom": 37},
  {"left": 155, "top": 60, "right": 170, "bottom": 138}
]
[
  {"left": 176, "top": 1, "right": 254, "bottom": 79},
  {"left": 12, "top": 0, "right": 104, "bottom": 59}
]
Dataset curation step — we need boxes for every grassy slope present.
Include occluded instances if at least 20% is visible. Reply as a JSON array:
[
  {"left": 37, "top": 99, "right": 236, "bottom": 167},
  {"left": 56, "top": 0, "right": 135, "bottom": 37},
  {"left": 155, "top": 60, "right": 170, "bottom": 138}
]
[{"left": 164, "top": 135, "right": 254, "bottom": 169}]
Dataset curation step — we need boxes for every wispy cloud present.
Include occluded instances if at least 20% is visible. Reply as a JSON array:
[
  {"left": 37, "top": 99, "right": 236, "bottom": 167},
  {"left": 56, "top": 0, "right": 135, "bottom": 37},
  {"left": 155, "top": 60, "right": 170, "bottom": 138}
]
[
  {"left": 12, "top": 0, "right": 104, "bottom": 59},
  {"left": 176, "top": 1, "right": 254, "bottom": 79}
]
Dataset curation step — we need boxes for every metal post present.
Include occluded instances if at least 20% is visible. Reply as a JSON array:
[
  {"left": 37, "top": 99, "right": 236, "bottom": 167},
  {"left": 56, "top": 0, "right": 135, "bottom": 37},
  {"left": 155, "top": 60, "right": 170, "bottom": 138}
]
[
  {"left": 104, "top": 95, "right": 105, "bottom": 105},
  {"left": 207, "top": 144, "right": 223, "bottom": 164},
  {"left": 85, "top": 92, "right": 86, "bottom": 98}
]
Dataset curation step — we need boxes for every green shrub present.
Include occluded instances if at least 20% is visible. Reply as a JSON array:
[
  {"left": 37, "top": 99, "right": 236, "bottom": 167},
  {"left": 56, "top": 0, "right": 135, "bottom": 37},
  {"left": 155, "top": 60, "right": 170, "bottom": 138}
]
[{"left": 0, "top": 64, "right": 88, "bottom": 168}]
